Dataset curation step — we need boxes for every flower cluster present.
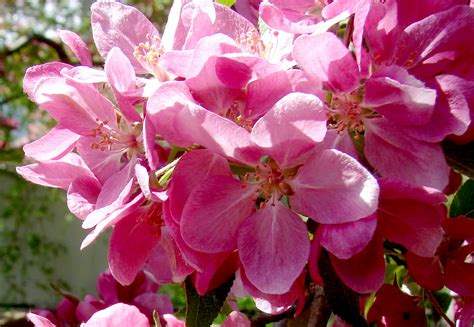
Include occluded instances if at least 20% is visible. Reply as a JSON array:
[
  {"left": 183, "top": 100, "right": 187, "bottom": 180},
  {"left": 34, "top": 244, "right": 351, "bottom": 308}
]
[
  {"left": 30, "top": 269, "right": 173, "bottom": 326},
  {"left": 19, "top": 0, "right": 474, "bottom": 326}
]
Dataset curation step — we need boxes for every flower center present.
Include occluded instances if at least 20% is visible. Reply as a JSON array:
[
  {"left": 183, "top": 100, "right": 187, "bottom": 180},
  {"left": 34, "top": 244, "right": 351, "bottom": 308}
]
[
  {"left": 90, "top": 119, "right": 140, "bottom": 153},
  {"left": 133, "top": 34, "right": 168, "bottom": 81},
  {"left": 241, "top": 157, "right": 298, "bottom": 206},
  {"left": 326, "top": 88, "right": 380, "bottom": 138},
  {"left": 236, "top": 29, "right": 266, "bottom": 56},
  {"left": 220, "top": 100, "right": 253, "bottom": 131}
]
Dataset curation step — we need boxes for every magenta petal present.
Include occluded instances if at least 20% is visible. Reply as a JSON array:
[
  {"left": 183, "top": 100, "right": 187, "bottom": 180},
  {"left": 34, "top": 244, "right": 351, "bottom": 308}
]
[
  {"left": 377, "top": 178, "right": 446, "bottom": 257},
  {"left": 16, "top": 153, "right": 93, "bottom": 190},
  {"left": 330, "top": 235, "right": 385, "bottom": 293},
  {"left": 251, "top": 92, "right": 326, "bottom": 167},
  {"left": 23, "top": 126, "right": 79, "bottom": 161},
  {"left": 221, "top": 311, "right": 251, "bottom": 327},
  {"left": 215, "top": 56, "right": 252, "bottom": 89},
  {"left": 61, "top": 66, "right": 108, "bottom": 84},
  {"left": 27, "top": 313, "right": 56, "bottom": 327},
  {"left": 34, "top": 77, "right": 117, "bottom": 135},
  {"left": 67, "top": 176, "right": 101, "bottom": 220},
  {"left": 319, "top": 214, "right": 377, "bottom": 259},
  {"left": 84, "top": 303, "right": 149, "bottom": 327},
  {"left": 364, "top": 66, "right": 436, "bottom": 126},
  {"left": 132, "top": 293, "right": 173, "bottom": 322},
  {"left": 163, "top": 314, "right": 186, "bottom": 327},
  {"left": 405, "top": 251, "right": 443, "bottom": 291},
  {"left": 82, "top": 166, "right": 135, "bottom": 230},
  {"left": 81, "top": 194, "right": 144, "bottom": 249},
  {"left": 291, "top": 149, "right": 379, "bottom": 224},
  {"left": 168, "top": 149, "right": 231, "bottom": 221},
  {"left": 244, "top": 70, "right": 294, "bottom": 120},
  {"left": 238, "top": 202, "right": 310, "bottom": 294},
  {"left": 91, "top": 1, "right": 160, "bottom": 73},
  {"left": 180, "top": 175, "right": 257, "bottom": 253},
  {"left": 293, "top": 32, "right": 360, "bottom": 92},
  {"left": 148, "top": 82, "right": 255, "bottom": 162},
  {"left": 105, "top": 47, "right": 135, "bottom": 93},
  {"left": 364, "top": 118, "right": 449, "bottom": 190},
  {"left": 23, "top": 62, "right": 72, "bottom": 100},
  {"left": 402, "top": 74, "right": 473, "bottom": 142},
  {"left": 396, "top": 6, "right": 474, "bottom": 68},
  {"left": 186, "top": 56, "right": 245, "bottom": 114},
  {"left": 58, "top": 29, "right": 93, "bottom": 67},
  {"left": 260, "top": 3, "right": 319, "bottom": 34},
  {"left": 109, "top": 207, "right": 161, "bottom": 286},
  {"left": 445, "top": 243, "right": 474, "bottom": 297},
  {"left": 145, "top": 228, "right": 193, "bottom": 284}
]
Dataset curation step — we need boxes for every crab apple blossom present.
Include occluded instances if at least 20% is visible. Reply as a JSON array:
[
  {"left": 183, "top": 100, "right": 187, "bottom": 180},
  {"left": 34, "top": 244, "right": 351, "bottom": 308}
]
[
  {"left": 29, "top": 303, "right": 150, "bottom": 327},
  {"left": 15, "top": 0, "right": 474, "bottom": 325}
]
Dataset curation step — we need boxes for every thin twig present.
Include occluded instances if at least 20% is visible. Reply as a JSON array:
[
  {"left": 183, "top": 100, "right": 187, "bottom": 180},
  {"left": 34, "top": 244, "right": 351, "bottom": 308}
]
[{"left": 426, "top": 290, "right": 455, "bottom": 327}]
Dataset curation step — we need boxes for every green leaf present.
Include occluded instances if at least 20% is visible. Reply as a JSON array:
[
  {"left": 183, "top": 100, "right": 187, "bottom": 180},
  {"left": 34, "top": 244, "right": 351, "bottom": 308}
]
[
  {"left": 216, "top": 0, "right": 236, "bottom": 7},
  {"left": 449, "top": 180, "right": 474, "bottom": 218},
  {"left": 185, "top": 275, "right": 234, "bottom": 327}
]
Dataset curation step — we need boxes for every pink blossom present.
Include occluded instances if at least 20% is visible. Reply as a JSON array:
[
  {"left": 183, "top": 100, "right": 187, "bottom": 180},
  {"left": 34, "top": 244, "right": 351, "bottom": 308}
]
[
  {"left": 28, "top": 304, "right": 149, "bottom": 327},
  {"left": 293, "top": 31, "right": 451, "bottom": 189},
  {"left": 151, "top": 90, "right": 379, "bottom": 294}
]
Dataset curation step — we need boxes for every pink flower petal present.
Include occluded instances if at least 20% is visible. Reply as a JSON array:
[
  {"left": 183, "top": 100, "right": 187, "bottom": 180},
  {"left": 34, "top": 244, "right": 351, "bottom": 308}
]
[
  {"left": 444, "top": 243, "right": 474, "bottom": 297},
  {"left": 61, "top": 66, "right": 108, "bottom": 84},
  {"left": 84, "top": 303, "right": 149, "bottom": 327},
  {"left": 319, "top": 214, "right": 377, "bottom": 259},
  {"left": 109, "top": 206, "right": 161, "bottom": 285},
  {"left": 105, "top": 47, "right": 142, "bottom": 123},
  {"left": 291, "top": 149, "right": 379, "bottom": 224},
  {"left": 401, "top": 74, "right": 473, "bottom": 142},
  {"left": 293, "top": 32, "right": 360, "bottom": 93},
  {"left": 251, "top": 92, "right": 326, "bottom": 167},
  {"left": 23, "top": 125, "right": 79, "bottom": 161},
  {"left": 330, "top": 234, "right": 385, "bottom": 293},
  {"left": 238, "top": 202, "right": 310, "bottom": 294},
  {"left": 67, "top": 175, "right": 101, "bottom": 220},
  {"left": 81, "top": 194, "right": 145, "bottom": 249},
  {"left": 405, "top": 251, "right": 443, "bottom": 291},
  {"left": 76, "top": 138, "right": 122, "bottom": 184},
  {"left": 395, "top": 6, "right": 474, "bottom": 69},
  {"left": 181, "top": 175, "right": 257, "bottom": 253},
  {"left": 145, "top": 228, "right": 194, "bottom": 284},
  {"left": 168, "top": 149, "right": 231, "bottom": 222},
  {"left": 58, "top": 29, "right": 93, "bottom": 67},
  {"left": 364, "top": 118, "right": 449, "bottom": 190},
  {"left": 82, "top": 162, "right": 136, "bottom": 229},
  {"left": 244, "top": 70, "right": 295, "bottom": 120},
  {"left": 23, "top": 62, "right": 72, "bottom": 100},
  {"left": 260, "top": 3, "right": 320, "bottom": 34},
  {"left": 27, "top": 313, "right": 56, "bottom": 327},
  {"left": 222, "top": 311, "right": 251, "bottom": 327},
  {"left": 377, "top": 179, "right": 446, "bottom": 257},
  {"left": 16, "top": 153, "right": 94, "bottom": 190},
  {"left": 91, "top": 1, "right": 160, "bottom": 73},
  {"left": 192, "top": 251, "right": 240, "bottom": 295},
  {"left": 132, "top": 293, "right": 173, "bottom": 322},
  {"left": 365, "top": 65, "right": 436, "bottom": 126},
  {"left": 148, "top": 82, "right": 256, "bottom": 162},
  {"left": 34, "top": 77, "right": 117, "bottom": 135}
]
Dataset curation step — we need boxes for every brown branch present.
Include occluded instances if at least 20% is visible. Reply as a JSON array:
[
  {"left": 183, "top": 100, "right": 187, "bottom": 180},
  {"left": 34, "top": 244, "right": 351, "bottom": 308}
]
[
  {"left": 1, "top": 33, "right": 72, "bottom": 64},
  {"left": 308, "top": 285, "right": 332, "bottom": 327},
  {"left": 250, "top": 306, "right": 296, "bottom": 326},
  {"left": 426, "top": 290, "right": 455, "bottom": 327}
]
